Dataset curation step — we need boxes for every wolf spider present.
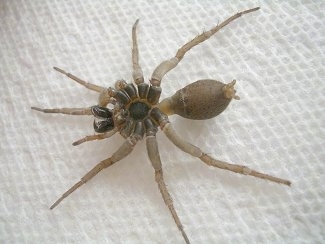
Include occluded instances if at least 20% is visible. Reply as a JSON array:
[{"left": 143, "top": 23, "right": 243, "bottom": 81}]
[{"left": 32, "top": 7, "right": 290, "bottom": 244}]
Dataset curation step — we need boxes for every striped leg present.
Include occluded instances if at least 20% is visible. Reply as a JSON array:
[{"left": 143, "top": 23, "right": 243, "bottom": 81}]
[{"left": 150, "top": 7, "right": 260, "bottom": 86}]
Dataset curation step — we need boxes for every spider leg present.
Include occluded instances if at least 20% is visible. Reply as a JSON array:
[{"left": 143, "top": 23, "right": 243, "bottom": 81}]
[
  {"left": 161, "top": 122, "right": 291, "bottom": 186},
  {"left": 150, "top": 7, "right": 260, "bottom": 86},
  {"left": 131, "top": 19, "right": 144, "bottom": 84},
  {"left": 146, "top": 135, "right": 190, "bottom": 244},
  {"left": 50, "top": 136, "right": 139, "bottom": 209},
  {"left": 31, "top": 106, "right": 92, "bottom": 115},
  {"left": 72, "top": 128, "right": 118, "bottom": 146},
  {"left": 53, "top": 66, "right": 105, "bottom": 92}
]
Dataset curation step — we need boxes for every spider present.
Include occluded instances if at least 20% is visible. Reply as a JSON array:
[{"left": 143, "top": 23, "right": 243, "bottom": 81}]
[{"left": 32, "top": 7, "right": 290, "bottom": 244}]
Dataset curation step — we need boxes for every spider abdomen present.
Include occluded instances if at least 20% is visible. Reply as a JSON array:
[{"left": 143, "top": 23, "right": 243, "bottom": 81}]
[{"left": 158, "top": 79, "right": 238, "bottom": 120}]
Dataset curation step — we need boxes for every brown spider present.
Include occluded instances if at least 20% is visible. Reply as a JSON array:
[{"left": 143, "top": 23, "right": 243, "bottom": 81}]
[{"left": 32, "top": 7, "right": 290, "bottom": 244}]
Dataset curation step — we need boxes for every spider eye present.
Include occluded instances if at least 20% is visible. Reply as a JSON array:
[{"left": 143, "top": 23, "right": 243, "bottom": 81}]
[
  {"left": 91, "top": 105, "right": 113, "bottom": 118},
  {"left": 93, "top": 118, "right": 114, "bottom": 133}
]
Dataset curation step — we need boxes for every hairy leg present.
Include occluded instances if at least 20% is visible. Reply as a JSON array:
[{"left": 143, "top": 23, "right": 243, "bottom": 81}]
[
  {"left": 150, "top": 7, "right": 260, "bottom": 86},
  {"left": 50, "top": 136, "right": 139, "bottom": 209},
  {"left": 131, "top": 19, "right": 144, "bottom": 84},
  {"left": 162, "top": 122, "right": 291, "bottom": 186},
  {"left": 72, "top": 128, "right": 118, "bottom": 146},
  {"left": 53, "top": 67, "right": 105, "bottom": 92},
  {"left": 146, "top": 135, "right": 190, "bottom": 244},
  {"left": 31, "top": 106, "right": 92, "bottom": 115}
]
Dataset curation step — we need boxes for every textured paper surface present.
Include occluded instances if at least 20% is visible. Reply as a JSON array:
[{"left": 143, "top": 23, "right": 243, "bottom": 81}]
[{"left": 1, "top": 1, "right": 324, "bottom": 243}]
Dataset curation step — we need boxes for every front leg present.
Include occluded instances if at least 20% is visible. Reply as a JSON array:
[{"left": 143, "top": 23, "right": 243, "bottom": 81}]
[
  {"left": 53, "top": 67, "right": 105, "bottom": 92},
  {"left": 150, "top": 7, "right": 260, "bottom": 87},
  {"left": 131, "top": 19, "right": 144, "bottom": 84},
  {"left": 31, "top": 106, "right": 92, "bottom": 115}
]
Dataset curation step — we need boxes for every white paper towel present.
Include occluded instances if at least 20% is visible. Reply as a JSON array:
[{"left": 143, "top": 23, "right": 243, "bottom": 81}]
[{"left": 0, "top": 0, "right": 324, "bottom": 243}]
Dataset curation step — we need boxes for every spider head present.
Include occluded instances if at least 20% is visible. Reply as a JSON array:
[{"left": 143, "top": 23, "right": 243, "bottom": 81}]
[{"left": 91, "top": 105, "right": 114, "bottom": 133}]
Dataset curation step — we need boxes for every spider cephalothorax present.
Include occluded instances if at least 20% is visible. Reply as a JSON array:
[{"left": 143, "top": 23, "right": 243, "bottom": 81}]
[
  {"left": 96, "top": 80, "right": 163, "bottom": 139},
  {"left": 92, "top": 78, "right": 236, "bottom": 139},
  {"left": 32, "top": 7, "right": 290, "bottom": 244}
]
